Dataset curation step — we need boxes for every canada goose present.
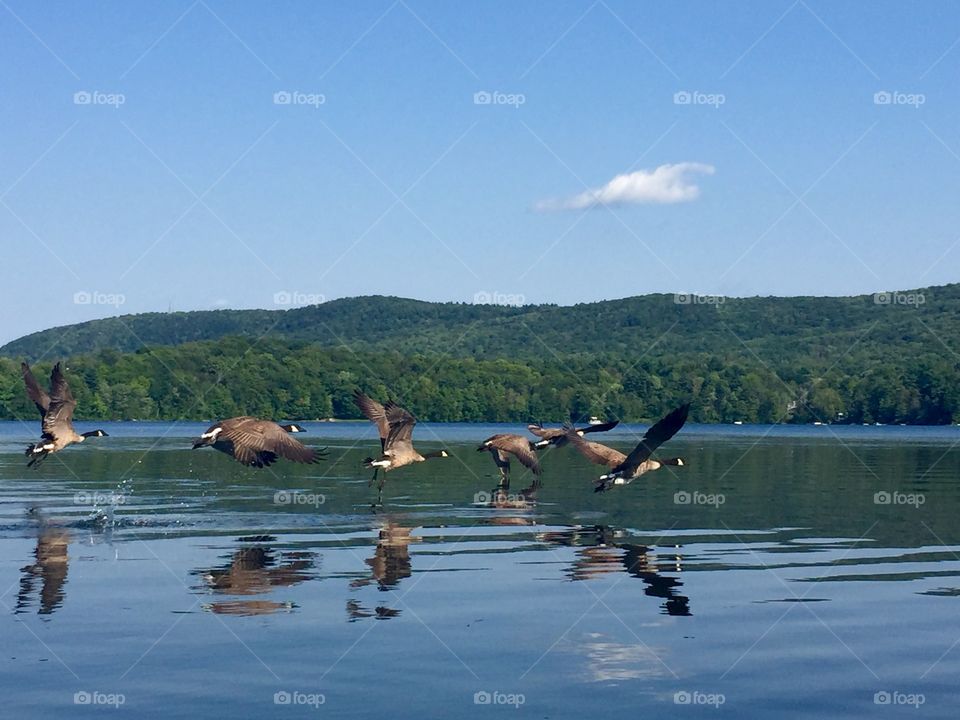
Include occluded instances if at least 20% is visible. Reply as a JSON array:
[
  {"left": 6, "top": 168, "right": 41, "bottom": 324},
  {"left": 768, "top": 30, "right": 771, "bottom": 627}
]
[
  {"left": 353, "top": 390, "right": 448, "bottom": 501},
  {"left": 565, "top": 404, "right": 690, "bottom": 492},
  {"left": 22, "top": 362, "right": 108, "bottom": 467},
  {"left": 528, "top": 419, "right": 619, "bottom": 448},
  {"left": 477, "top": 434, "right": 542, "bottom": 482},
  {"left": 192, "top": 417, "right": 326, "bottom": 467}
]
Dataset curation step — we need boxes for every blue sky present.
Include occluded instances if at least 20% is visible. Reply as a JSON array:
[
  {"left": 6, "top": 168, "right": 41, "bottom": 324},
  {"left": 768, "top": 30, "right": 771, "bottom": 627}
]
[{"left": 2, "top": 0, "right": 959, "bottom": 344}]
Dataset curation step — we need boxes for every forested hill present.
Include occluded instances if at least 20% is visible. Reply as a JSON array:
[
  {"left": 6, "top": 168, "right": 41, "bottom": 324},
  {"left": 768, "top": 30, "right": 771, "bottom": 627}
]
[
  {"left": 0, "top": 285, "right": 957, "bottom": 425},
  {"left": 3, "top": 285, "right": 959, "bottom": 363}
]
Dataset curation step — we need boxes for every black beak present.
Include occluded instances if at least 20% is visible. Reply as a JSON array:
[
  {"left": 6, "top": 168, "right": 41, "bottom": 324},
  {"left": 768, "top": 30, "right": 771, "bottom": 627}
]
[{"left": 192, "top": 440, "right": 205, "bottom": 450}]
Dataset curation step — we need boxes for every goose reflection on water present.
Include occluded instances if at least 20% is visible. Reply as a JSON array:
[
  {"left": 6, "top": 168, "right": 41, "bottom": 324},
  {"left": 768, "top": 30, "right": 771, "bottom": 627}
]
[
  {"left": 540, "top": 526, "right": 691, "bottom": 616},
  {"left": 193, "top": 535, "right": 316, "bottom": 616},
  {"left": 348, "top": 520, "right": 416, "bottom": 620},
  {"left": 16, "top": 518, "right": 70, "bottom": 616}
]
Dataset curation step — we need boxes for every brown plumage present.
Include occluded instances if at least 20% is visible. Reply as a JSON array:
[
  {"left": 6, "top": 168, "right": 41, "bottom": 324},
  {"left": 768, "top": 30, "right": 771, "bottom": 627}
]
[
  {"left": 566, "top": 404, "right": 690, "bottom": 492},
  {"left": 192, "top": 417, "right": 325, "bottom": 467},
  {"left": 477, "top": 434, "right": 541, "bottom": 481},
  {"left": 528, "top": 419, "right": 619, "bottom": 447},
  {"left": 353, "top": 391, "right": 448, "bottom": 501},
  {"left": 22, "top": 362, "right": 107, "bottom": 467}
]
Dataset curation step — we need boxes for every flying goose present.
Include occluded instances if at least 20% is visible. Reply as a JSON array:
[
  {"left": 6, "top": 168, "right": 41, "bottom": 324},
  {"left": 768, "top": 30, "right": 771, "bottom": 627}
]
[
  {"left": 565, "top": 404, "right": 690, "bottom": 492},
  {"left": 477, "top": 434, "right": 542, "bottom": 482},
  {"left": 528, "top": 419, "right": 619, "bottom": 448},
  {"left": 22, "top": 362, "right": 108, "bottom": 467},
  {"left": 192, "top": 417, "right": 326, "bottom": 467},
  {"left": 353, "top": 390, "right": 448, "bottom": 501}
]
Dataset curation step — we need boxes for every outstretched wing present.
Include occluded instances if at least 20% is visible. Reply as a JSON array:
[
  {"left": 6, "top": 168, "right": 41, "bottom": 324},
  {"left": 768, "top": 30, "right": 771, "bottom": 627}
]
[
  {"left": 353, "top": 390, "right": 389, "bottom": 449},
  {"left": 613, "top": 404, "right": 690, "bottom": 474},
  {"left": 21, "top": 362, "right": 50, "bottom": 417},
  {"left": 384, "top": 402, "right": 417, "bottom": 448},
  {"left": 486, "top": 434, "right": 541, "bottom": 475},
  {"left": 526, "top": 424, "right": 555, "bottom": 440},
  {"left": 221, "top": 420, "right": 320, "bottom": 467},
  {"left": 565, "top": 429, "right": 627, "bottom": 468},
  {"left": 577, "top": 419, "right": 620, "bottom": 435},
  {"left": 41, "top": 363, "right": 78, "bottom": 437}
]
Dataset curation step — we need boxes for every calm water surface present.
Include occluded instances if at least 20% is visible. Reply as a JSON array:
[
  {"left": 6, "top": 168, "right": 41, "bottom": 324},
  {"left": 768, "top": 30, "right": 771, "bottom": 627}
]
[{"left": 1, "top": 421, "right": 959, "bottom": 718}]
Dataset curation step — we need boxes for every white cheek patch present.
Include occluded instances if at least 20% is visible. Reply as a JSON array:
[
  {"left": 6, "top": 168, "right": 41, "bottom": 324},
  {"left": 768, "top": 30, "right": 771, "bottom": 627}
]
[{"left": 201, "top": 427, "right": 223, "bottom": 440}]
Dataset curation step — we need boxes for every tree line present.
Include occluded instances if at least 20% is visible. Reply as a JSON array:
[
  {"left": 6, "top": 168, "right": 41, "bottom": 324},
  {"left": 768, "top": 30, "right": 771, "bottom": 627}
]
[{"left": 0, "top": 336, "right": 955, "bottom": 425}]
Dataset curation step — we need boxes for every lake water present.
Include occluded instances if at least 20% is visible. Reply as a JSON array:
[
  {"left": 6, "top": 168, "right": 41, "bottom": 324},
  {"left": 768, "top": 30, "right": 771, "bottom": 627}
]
[{"left": 1, "top": 420, "right": 958, "bottom": 718}]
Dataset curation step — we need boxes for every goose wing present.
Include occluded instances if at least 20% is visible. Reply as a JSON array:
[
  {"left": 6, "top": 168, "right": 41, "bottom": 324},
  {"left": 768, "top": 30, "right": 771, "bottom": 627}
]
[
  {"left": 565, "top": 429, "right": 627, "bottom": 468},
  {"left": 613, "top": 404, "right": 690, "bottom": 475},
  {"left": 353, "top": 390, "right": 389, "bottom": 450},
  {"left": 41, "top": 363, "right": 77, "bottom": 437},
  {"left": 383, "top": 402, "right": 417, "bottom": 450},
  {"left": 526, "top": 424, "right": 559, "bottom": 441},
  {"left": 221, "top": 419, "right": 320, "bottom": 466},
  {"left": 21, "top": 363, "right": 50, "bottom": 417},
  {"left": 485, "top": 434, "right": 541, "bottom": 475},
  {"left": 577, "top": 419, "right": 620, "bottom": 435}
]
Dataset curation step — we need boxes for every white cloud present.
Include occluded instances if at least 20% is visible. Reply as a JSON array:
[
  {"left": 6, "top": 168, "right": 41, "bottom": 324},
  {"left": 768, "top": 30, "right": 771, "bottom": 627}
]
[{"left": 536, "top": 162, "right": 715, "bottom": 211}]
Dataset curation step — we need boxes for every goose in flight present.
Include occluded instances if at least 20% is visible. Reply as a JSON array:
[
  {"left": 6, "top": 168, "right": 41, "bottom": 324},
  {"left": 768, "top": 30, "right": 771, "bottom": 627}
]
[
  {"left": 528, "top": 419, "right": 619, "bottom": 448},
  {"left": 192, "top": 417, "right": 325, "bottom": 467},
  {"left": 22, "top": 362, "right": 108, "bottom": 467},
  {"left": 353, "top": 390, "right": 448, "bottom": 501},
  {"left": 477, "top": 434, "right": 542, "bottom": 483},
  {"left": 565, "top": 404, "right": 689, "bottom": 492}
]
